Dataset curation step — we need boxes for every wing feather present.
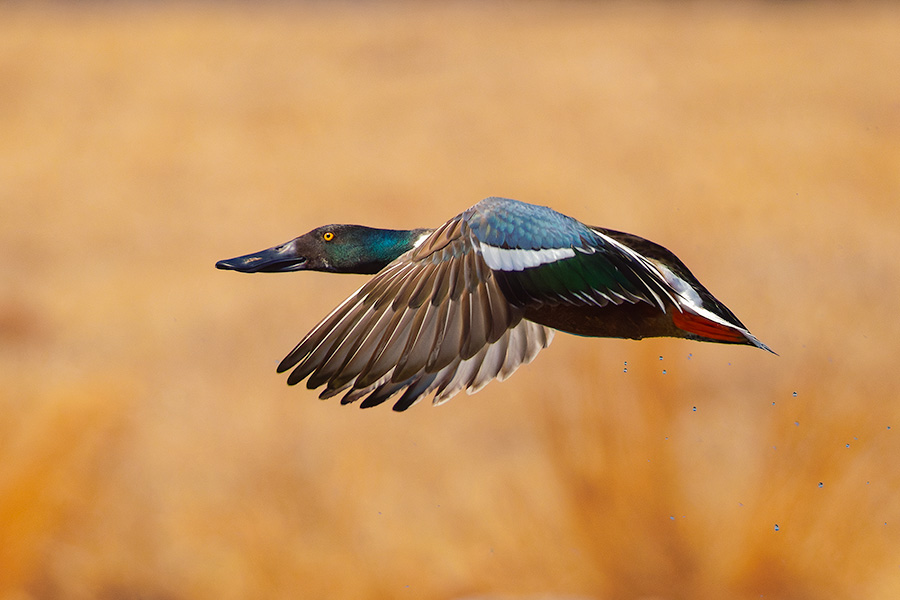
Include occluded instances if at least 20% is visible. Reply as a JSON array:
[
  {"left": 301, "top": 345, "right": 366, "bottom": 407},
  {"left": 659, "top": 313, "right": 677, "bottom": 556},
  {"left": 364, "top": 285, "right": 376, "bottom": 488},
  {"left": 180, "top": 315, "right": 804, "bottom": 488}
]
[{"left": 280, "top": 215, "right": 552, "bottom": 408}]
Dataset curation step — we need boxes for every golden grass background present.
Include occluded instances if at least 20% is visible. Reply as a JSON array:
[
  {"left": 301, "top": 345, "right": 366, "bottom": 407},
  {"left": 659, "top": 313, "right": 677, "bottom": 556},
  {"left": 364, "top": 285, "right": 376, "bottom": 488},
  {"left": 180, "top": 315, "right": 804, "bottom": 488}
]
[{"left": 2, "top": 2, "right": 899, "bottom": 598}]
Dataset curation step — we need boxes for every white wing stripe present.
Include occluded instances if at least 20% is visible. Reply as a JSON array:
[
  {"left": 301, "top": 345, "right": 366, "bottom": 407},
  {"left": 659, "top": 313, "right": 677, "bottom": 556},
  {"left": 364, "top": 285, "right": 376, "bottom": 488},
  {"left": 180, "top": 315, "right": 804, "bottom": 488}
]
[{"left": 480, "top": 244, "right": 575, "bottom": 272}]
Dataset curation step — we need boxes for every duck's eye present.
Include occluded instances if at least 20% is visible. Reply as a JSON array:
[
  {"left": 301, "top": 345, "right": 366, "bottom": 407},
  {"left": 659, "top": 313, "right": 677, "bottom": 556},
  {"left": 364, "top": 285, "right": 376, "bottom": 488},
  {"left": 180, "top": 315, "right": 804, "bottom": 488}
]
[{"left": 323, "top": 232, "right": 334, "bottom": 242}]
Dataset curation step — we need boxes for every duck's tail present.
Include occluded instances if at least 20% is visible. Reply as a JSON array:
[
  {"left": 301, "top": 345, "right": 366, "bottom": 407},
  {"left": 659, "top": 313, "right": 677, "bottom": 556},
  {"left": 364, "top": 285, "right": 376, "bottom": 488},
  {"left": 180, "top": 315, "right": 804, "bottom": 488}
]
[{"left": 671, "top": 305, "right": 776, "bottom": 354}]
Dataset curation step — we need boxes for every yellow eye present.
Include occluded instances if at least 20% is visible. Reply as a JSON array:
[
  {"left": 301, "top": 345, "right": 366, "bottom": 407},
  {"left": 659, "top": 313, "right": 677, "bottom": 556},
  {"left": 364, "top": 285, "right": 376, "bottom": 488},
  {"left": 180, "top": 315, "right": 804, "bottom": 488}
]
[{"left": 323, "top": 232, "right": 334, "bottom": 242}]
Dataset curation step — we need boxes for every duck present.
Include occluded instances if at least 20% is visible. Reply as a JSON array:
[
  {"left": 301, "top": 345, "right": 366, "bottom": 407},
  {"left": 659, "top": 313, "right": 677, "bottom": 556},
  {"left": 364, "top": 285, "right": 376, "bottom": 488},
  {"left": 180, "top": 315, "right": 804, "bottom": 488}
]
[{"left": 216, "top": 196, "right": 773, "bottom": 411}]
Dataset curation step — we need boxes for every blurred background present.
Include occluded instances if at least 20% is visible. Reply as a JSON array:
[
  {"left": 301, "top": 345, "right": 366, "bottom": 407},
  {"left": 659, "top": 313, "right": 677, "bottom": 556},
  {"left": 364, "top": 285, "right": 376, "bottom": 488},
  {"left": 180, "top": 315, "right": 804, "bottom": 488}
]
[{"left": 2, "top": 2, "right": 899, "bottom": 599}]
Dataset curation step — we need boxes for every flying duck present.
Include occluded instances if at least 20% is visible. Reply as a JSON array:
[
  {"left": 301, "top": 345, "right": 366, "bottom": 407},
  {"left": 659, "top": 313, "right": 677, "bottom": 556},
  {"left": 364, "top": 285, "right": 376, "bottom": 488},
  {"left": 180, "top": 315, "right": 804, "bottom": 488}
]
[{"left": 217, "top": 197, "right": 772, "bottom": 411}]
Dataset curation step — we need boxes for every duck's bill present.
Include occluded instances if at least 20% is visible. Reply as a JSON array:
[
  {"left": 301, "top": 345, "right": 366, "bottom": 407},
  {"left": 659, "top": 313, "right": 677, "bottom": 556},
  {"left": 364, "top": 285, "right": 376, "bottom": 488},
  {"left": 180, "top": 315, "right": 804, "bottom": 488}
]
[{"left": 216, "top": 240, "right": 307, "bottom": 273}]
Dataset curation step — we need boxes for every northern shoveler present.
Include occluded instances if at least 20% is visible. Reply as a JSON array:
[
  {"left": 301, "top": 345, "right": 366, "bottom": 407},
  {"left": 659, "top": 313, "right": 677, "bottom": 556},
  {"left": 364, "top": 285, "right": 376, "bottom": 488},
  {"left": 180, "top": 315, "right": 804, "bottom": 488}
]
[{"left": 217, "top": 197, "right": 772, "bottom": 410}]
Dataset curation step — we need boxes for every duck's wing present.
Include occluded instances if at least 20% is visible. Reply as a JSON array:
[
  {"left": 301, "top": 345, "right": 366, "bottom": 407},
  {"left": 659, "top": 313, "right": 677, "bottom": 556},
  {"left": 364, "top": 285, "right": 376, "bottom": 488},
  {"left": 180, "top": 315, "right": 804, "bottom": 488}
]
[
  {"left": 277, "top": 214, "right": 554, "bottom": 411},
  {"left": 465, "top": 197, "right": 679, "bottom": 312}
]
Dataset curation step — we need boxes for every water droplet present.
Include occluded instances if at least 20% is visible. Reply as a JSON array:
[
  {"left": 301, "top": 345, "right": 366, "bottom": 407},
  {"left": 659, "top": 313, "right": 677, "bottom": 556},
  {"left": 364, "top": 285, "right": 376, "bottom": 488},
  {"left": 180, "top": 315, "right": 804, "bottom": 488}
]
[
  {"left": 687, "top": 353, "right": 693, "bottom": 360},
  {"left": 818, "top": 482, "right": 824, "bottom": 488},
  {"left": 888, "top": 426, "right": 892, "bottom": 430},
  {"left": 794, "top": 421, "right": 800, "bottom": 427},
  {"left": 692, "top": 406, "right": 697, "bottom": 412},
  {"left": 774, "top": 524, "right": 780, "bottom": 532},
  {"left": 772, "top": 401, "right": 776, "bottom": 406},
  {"left": 659, "top": 355, "right": 663, "bottom": 361},
  {"left": 670, "top": 516, "right": 675, "bottom": 520},
  {"left": 662, "top": 369, "right": 667, "bottom": 375},
  {"left": 792, "top": 391, "right": 798, "bottom": 397},
  {"left": 623, "top": 367, "right": 628, "bottom": 373},
  {"left": 845, "top": 443, "right": 851, "bottom": 449}
]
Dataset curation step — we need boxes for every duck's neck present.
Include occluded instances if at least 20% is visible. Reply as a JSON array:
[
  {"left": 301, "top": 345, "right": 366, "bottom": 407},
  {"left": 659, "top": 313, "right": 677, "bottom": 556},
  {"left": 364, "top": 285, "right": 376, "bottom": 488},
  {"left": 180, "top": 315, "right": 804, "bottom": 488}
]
[{"left": 340, "top": 227, "right": 432, "bottom": 274}]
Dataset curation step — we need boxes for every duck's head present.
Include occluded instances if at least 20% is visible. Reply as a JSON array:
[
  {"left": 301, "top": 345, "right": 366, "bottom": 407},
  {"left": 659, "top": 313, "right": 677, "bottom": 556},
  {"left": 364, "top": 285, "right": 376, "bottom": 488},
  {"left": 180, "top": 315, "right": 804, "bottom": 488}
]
[{"left": 216, "top": 225, "right": 432, "bottom": 275}]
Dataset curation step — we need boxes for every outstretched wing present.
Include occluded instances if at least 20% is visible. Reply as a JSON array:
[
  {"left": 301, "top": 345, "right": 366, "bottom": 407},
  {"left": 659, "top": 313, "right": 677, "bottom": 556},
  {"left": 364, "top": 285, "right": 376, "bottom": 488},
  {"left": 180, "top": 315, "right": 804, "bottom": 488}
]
[{"left": 277, "top": 214, "right": 554, "bottom": 411}]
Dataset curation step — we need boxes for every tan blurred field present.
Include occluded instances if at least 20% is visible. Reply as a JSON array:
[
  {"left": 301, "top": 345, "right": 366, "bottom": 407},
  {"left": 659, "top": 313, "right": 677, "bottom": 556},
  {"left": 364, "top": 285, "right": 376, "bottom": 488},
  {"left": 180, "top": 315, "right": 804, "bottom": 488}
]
[{"left": 2, "top": 1, "right": 899, "bottom": 599}]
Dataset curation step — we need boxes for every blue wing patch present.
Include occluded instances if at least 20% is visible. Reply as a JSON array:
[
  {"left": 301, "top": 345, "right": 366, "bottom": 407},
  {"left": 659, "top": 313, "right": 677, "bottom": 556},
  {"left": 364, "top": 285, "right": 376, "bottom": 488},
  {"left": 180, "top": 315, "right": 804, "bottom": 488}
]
[{"left": 465, "top": 197, "right": 595, "bottom": 250}]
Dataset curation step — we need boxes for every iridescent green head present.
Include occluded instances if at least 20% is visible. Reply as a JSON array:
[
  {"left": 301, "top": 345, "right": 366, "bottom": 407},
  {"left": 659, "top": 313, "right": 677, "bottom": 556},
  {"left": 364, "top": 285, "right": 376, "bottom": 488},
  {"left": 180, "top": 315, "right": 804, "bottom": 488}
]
[{"left": 216, "top": 225, "right": 432, "bottom": 275}]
